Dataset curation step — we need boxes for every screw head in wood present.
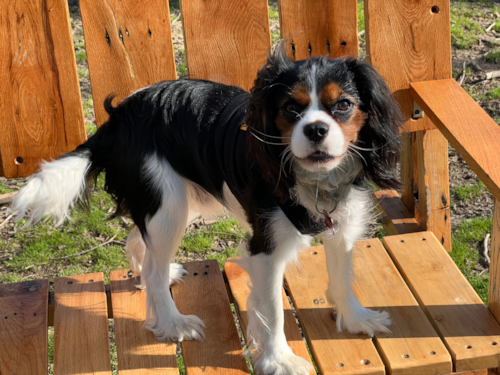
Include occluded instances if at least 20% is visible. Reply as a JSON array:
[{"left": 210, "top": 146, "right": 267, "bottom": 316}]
[{"left": 28, "top": 286, "right": 36, "bottom": 292}]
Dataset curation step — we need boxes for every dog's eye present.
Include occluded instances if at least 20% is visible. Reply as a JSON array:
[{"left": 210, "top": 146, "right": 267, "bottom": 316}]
[
  {"left": 285, "top": 103, "right": 297, "bottom": 113},
  {"left": 338, "top": 100, "right": 351, "bottom": 111}
]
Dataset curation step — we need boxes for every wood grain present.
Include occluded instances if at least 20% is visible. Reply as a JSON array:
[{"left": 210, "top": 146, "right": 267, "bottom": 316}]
[
  {"left": 54, "top": 272, "right": 111, "bottom": 375},
  {"left": 277, "top": 0, "right": 358, "bottom": 60},
  {"left": 416, "top": 129, "right": 451, "bottom": 252},
  {"left": 365, "top": 0, "right": 451, "bottom": 133},
  {"left": 384, "top": 232, "right": 500, "bottom": 372},
  {"left": 374, "top": 189, "right": 422, "bottom": 235},
  {"left": 410, "top": 79, "right": 500, "bottom": 202},
  {"left": 352, "top": 239, "right": 452, "bottom": 375},
  {"left": 284, "top": 247, "right": 385, "bottom": 374},
  {"left": 110, "top": 270, "right": 178, "bottom": 375},
  {"left": 171, "top": 260, "right": 249, "bottom": 375},
  {"left": 488, "top": 200, "right": 500, "bottom": 324},
  {"left": 0, "top": 0, "right": 86, "bottom": 177},
  {"left": 79, "top": 0, "right": 177, "bottom": 126},
  {"left": 0, "top": 279, "right": 48, "bottom": 375},
  {"left": 180, "top": 0, "right": 270, "bottom": 91},
  {"left": 224, "top": 260, "right": 315, "bottom": 373}
]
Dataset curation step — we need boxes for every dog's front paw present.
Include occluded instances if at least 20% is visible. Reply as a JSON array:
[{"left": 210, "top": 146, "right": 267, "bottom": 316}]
[
  {"left": 169, "top": 263, "right": 188, "bottom": 285},
  {"left": 146, "top": 313, "right": 205, "bottom": 342},
  {"left": 253, "top": 349, "right": 313, "bottom": 375},
  {"left": 336, "top": 307, "right": 391, "bottom": 337}
]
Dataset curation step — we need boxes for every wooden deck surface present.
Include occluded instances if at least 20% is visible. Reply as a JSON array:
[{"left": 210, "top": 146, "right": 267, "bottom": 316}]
[{"left": 1, "top": 232, "right": 500, "bottom": 374}]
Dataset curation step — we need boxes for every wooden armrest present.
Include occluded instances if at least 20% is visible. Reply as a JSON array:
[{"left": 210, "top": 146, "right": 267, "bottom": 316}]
[{"left": 409, "top": 79, "right": 500, "bottom": 201}]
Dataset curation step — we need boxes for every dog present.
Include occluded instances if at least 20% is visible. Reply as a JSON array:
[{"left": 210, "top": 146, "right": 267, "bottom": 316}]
[{"left": 11, "top": 47, "right": 403, "bottom": 375}]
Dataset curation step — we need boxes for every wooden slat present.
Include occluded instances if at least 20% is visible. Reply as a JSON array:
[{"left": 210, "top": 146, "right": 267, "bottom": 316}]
[
  {"left": 489, "top": 200, "right": 500, "bottom": 325},
  {"left": 374, "top": 190, "right": 422, "bottom": 236},
  {"left": 278, "top": 0, "right": 358, "bottom": 60},
  {"left": 171, "top": 260, "right": 248, "bottom": 375},
  {"left": 80, "top": 0, "right": 177, "bottom": 126},
  {"left": 110, "top": 270, "right": 178, "bottom": 375},
  {"left": 365, "top": 0, "right": 451, "bottom": 133},
  {"left": 284, "top": 247, "right": 385, "bottom": 374},
  {"left": 410, "top": 79, "right": 500, "bottom": 202},
  {"left": 180, "top": 0, "right": 270, "bottom": 91},
  {"left": 416, "top": 130, "right": 451, "bottom": 251},
  {"left": 54, "top": 272, "right": 111, "bottom": 375},
  {"left": 383, "top": 232, "right": 500, "bottom": 372},
  {"left": 0, "top": 279, "right": 48, "bottom": 375},
  {"left": 224, "top": 260, "right": 315, "bottom": 373},
  {"left": 0, "top": 0, "right": 86, "bottom": 177},
  {"left": 352, "top": 239, "right": 452, "bottom": 374}
]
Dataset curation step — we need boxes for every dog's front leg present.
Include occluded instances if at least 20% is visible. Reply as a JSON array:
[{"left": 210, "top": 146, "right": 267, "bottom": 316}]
[
  {"left": 244, "top": 210, "right": 313, "bottom": 375},
  {"left": 323, "top": 191, "right": 391, "bottom": 337}
]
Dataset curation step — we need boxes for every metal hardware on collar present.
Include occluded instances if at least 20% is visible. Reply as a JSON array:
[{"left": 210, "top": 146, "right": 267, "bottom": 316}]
[
  {"left": 412, "top": 102, "right": 424, "bottom": 119},
  {"left": 315, "top": 188, "right": 337, "bottom": 215}
]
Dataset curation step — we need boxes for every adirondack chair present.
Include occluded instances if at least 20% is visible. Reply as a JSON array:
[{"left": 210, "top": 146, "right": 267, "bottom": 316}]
[{"left": 1, "top": 0, "right": 500, "bottom": 374}]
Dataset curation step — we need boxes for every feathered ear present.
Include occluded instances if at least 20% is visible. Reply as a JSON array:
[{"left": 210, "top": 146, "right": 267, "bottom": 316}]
[
  {"left": 246, "top": 45, "right": 296, "bottom": 202},
  {"left": 347, "top": 59, "right": 404, "bottom": 190}
]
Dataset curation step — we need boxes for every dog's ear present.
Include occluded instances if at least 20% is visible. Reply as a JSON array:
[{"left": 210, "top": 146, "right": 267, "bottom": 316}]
[
  {"left": 347, "top": 59, "right": 404, "bottom": 190},
  {"left": 246, "top": 46, "right": 296, "bottom": 202}
]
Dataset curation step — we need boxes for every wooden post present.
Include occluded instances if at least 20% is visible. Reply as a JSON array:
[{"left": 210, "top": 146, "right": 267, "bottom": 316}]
[
  {"left": 416, "top": 130, "right": 451, "bottom": 251},
  {"left": 488, "top": 199, "right": 500, "bottom": 321},
  {"left": 365, "top": 0, "right": 452, "bottom": 250}
]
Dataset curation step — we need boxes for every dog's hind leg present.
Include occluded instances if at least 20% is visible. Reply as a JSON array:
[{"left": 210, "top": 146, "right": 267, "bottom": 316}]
[
  {"left": 141, "top": 158, "right": 204, "bottom": 342},
  {"left": 125, "top": 226, "right": 187, "bottom": 289}
]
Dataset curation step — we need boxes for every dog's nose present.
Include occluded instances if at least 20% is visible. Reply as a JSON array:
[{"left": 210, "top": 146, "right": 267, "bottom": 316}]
[{"left": 303, "top": 122, "right": 329, "bottom": 143}]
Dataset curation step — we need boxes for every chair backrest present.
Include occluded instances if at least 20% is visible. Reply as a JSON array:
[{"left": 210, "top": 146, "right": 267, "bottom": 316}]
[{"left": 0, "top": 0, "right": 452, "bottom": 250}]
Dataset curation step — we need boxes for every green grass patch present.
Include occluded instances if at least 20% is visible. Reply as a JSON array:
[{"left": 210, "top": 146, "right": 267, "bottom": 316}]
[
  {"left": 75, "top": 50, "right": 87, "bottom": 62},
  {"left": 451, "top": 181, "right": 487, "bottom": 200},
  {"left": 450, "top": 16, "right": 483, "bottom": 49},
  {"left": 451, "top": 217, "right": 492, "bottom": 304},
  {"left": 0, "top": 176, "right": 130, "bottom": 284},
  {"left": 485, "top": 49, "right": 500, "bottom": 63},
  {"left": 487, "top": 86, "right": 500, "bottom": 99},
  {"left": 357, "top": 0, "right": 365, "bottom": 32},
  {"left": 77, "top": 68, "right": 88, "bottom": 79},
  {"left": 0, "top": 184, "right": 15, "bottom": 194},
  {"left": 176, "top": 49, "right": 188, "bottom": 78}
]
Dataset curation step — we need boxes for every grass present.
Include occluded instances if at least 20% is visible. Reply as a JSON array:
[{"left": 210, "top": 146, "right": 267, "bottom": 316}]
[
  {"left": 450, "top": 16, "right": 483, "bottom": 49},
  {"left": 451, "top": 217, "right": 492, "bottom": 304},
  {"left": 451, "top": 181, "right": 488, "bottom": 200},
  {"left": 487, "top": 86, "right": 500, "bottom": 99},
  {"left": 0, "top": 184, "right": 15, "bottom": 194},
  {"left": 485, "top": 49, "right": 500, "bottom": 63}
]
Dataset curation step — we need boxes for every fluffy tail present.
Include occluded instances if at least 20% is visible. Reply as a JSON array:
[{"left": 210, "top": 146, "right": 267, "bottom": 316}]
[{"left": 11, "top": 149, "right": 92, "bottom": 226}]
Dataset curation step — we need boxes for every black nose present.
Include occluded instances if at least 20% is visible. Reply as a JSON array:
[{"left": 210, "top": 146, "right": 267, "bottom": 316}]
[{"left": 303, "top": 122, "right": 329, "bottom": 143}]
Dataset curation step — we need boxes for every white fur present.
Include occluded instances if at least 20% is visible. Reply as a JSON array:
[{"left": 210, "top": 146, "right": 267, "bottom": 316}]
[
  {"left": 291, "top": 63, "right": 345, "bottom": 167},
  {"left": 10, "top": 155, "right": 90, "bottom": 226},
  {"left": 236, "top": 209, "right": 313, "bottom": 375},
  {"left": 125, "top": 226, "right": 187, "bottom": 288},
  {"left": 322, "top": 187, "right": 391, "bottom": 336},
  {"left": 141, "top": 155, "right": 205, "bottom": 341}
]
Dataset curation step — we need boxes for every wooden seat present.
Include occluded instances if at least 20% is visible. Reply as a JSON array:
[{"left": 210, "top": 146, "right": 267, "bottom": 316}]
[
  {"left": 2, "top": 0, "right": 500, "bottom": 374},
  {"left": 3, "top": 233, "right": 500, "bottom": 374}
]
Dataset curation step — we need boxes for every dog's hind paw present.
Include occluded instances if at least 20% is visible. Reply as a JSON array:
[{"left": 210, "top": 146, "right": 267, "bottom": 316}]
[
  {"left": 336, "top": 307, "right": 391, "bottom": 337},
  {"left": 146, "top": 313, "right": 205, "bottom": 342},
  {"left": 169, "top": 263, "right": 188, "bottom": 285},
  {"left": 253, "top": 349, "right": 313, "bottom": 375}
]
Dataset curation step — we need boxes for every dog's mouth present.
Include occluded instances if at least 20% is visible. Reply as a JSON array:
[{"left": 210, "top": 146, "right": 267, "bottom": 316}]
[{"left": 304, "top": 151, "right": 335, "bottom": 163}]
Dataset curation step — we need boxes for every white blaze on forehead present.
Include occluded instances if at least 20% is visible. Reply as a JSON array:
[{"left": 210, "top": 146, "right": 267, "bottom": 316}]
[
  {"left": 310, "top": 63, "right": 319, "bottom": 109},
  {"left": 290, "top": 63, "right": 345, "bottom": 159}
]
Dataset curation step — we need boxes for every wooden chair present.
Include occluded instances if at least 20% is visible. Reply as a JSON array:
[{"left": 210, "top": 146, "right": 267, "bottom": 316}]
[{"left": 1, "top": 0, "right": 500, "bottom": 373}]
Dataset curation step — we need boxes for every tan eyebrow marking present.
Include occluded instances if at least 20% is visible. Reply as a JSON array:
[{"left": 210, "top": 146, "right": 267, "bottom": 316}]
[
  {"left": 320, "top": 82, "right": 343, "bottom": 104},
  {"left": 290, "top": 84, "right": 310, "bottom": 106}
]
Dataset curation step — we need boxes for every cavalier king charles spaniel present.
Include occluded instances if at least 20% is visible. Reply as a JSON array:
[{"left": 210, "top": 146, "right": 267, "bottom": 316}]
[{"left": 12, "top": 47, "right": 403, "bottom": 375}]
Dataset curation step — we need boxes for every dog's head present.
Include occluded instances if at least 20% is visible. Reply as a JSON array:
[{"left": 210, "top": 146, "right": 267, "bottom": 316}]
[{"left": 246, "top": 48, "right": 403, "bottom": 201}]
